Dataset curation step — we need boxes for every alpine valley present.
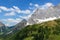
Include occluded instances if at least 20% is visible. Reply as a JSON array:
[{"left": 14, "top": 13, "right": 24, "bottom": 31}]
[{"left": 0, "top": 4, "right": 60, "bottom": 40}]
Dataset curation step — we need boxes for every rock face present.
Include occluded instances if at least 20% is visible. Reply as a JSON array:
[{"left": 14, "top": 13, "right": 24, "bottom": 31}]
[
  {"left": 6, "top": 19, "right": 27, "bottom": 35},
  {"left": 0, "top": 22, "right": 6, "bottom": 35},
  {"left": 27, "top": 4, "right": 60, "bottom": 25},
  {"left": 11, "top": 19, "right": 27, "bottom": 32},
  {"left": 15, "top": 19, "right": 27, "bottom": 29}
]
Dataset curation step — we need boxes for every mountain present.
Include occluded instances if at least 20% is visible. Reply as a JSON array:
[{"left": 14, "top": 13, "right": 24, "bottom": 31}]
[
  {"left": 6, "top": 19, "right": 27, "bottom": 35},
  {"left": 1, "top": 4, "right": 60, "bottom": 40},
  {"left": 4, "top": 18, "right": 60, "bottom": 40},
  {"left": 4, "top": 4, "right": 60, "bottom": 40},
  {"left": 13, "top": 19, "right": 27, "bottom": 31},
  {"left": 6, "top": 4, "right": 60, "bottom": 34},
  {"left": 0, "top": 22, "right": 6, "bottom": 35},
  {"left": 27, "top": 4, "right": 60, "bottom": 25}
]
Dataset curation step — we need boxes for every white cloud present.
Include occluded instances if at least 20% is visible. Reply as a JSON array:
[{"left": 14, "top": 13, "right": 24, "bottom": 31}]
[
  {"left": 20, "top": 10, "right": 31, "bottom": 14},
  {"left": 45, "top": 3, "right": 54, "bottom": 7},
  {"left": 25, "top": 10, "right": 31, "bottom": 14},
  {"left": 29, "top": 3, "right": 54, "bottom": 10},
  {"left": 0, "top": 3, "right": 53, "bottom": 16},
  {"left": 5, "top": 11, "right": 16, "bottom": 16},
  {"left": 0, "top": 6, "right": 8, "bottom": 11},
  {"left": 13, "top": 6, "right": 21, "bottom": 13},
  {"left": 2, "top": 18, "right": 22, "bottom": 26},
  {"left": 34, "top": 4, "right": 39, "bottom": 7},
  {"left": 2, "top": 18, "right": 21, "bottom": 23},
  {"left": 29, "top": 3, "right": 40, "bottom": 9},
  {"left": 12, "top": 6, "right": 31, "bottom": 14},
  {"left": 0, "top": 6, "right": 19, "bottom": 11},
  {"left": 29, "top": 3, "right": 39, "bottom": 7},
  {"left": 19, "top": 14, "right": 32, "bottom": 19},
  {"left": 13, "top": 6, "right": 19, "bottom": 10},
  {"left": 0, "top": 6, "right": 31, "bottom": 16},
  {"left": 41, "top": 3, "right": 54, "bottom": 9}
]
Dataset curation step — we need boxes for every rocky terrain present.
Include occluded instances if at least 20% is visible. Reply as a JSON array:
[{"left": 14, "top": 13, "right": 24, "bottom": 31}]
[{"left": 27, "top": 4, "right": 60, "bottom": 25}]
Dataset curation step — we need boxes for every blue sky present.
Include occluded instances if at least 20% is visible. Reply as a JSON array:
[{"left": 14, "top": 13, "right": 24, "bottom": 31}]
[
  {"left": 0, "top": 0, "right": 60, "bottom": 26},
  {"left": 0, "top": 0, "right": 60, "bottom": 8}
]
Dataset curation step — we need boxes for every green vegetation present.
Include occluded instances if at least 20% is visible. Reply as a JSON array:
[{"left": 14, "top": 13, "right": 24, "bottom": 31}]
[{"left": 1, "top": 19, "right": 60, "bottom": 40}]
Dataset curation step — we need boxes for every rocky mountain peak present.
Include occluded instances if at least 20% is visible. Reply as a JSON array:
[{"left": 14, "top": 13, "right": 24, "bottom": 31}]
[{"left": 27, "top": 5, "right": 60, "bottom": 25}]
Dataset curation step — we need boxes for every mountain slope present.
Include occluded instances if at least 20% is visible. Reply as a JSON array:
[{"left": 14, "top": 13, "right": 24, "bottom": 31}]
[
  {"left": 12, "top": 19, "right": 27, "bottom": 31},
  {"left": 5, "top": 19, "right": 27, "bottom": 35},
  {"left": 0, "top": 22, "right": 6, "bottom": 35},
  {"left": 27, "top": 4, "right": 60, "bottom": 25},
  {"left": 5, "top": 18, "right": 60, "bottom": 40},
  {"left": 1, "top": 4, "right": 60, "bottom": 40}
]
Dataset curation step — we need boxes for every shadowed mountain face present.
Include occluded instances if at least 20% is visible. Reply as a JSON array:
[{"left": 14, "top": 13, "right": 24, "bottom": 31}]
[
  {"left": 0, "top": 22, "right": 6, "bottom": 35},
  {"left": 7, "top": 19, "right": 27, "bottom": 34},
  {"left": 27, "top": 4, "right": 60, "bottom": 25},
  {"left": 14, "top": 19, "right": 27, "bottom": 30}
]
